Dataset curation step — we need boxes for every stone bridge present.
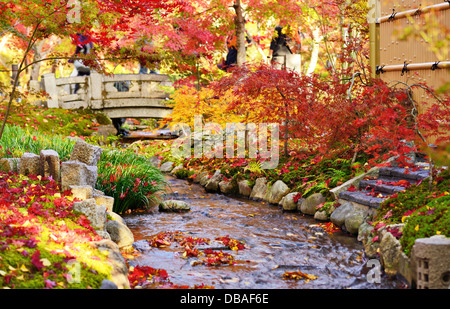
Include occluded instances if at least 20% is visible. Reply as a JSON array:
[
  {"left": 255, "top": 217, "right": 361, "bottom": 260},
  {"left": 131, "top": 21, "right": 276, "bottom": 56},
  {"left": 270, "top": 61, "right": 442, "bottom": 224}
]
[{"left": 41, "top": 72, "right": 173, "bottom": 119}]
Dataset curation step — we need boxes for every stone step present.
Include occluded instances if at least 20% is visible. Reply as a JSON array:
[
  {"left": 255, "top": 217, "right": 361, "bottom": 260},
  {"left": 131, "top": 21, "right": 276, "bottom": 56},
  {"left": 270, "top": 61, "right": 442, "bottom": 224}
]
[
  {"left": 359, "top": 177, "right": 415, "bottom": 194},
  {"left": 378, "top": 166, "right": 430, "bottom": 181},
  {"left": 338, "top": 189, "right": 390, "bottom": 209}
]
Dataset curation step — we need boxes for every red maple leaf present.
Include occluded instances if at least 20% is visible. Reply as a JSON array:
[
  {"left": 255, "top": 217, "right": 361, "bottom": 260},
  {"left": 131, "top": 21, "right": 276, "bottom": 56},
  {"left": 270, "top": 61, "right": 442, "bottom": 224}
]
[{"left": 31, "top": 250, "right": 45, "bottom": 270}]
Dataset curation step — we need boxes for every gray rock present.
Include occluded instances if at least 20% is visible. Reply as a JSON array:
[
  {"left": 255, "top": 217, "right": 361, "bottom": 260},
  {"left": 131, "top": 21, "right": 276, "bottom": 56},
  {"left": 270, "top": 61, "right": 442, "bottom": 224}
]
[
  {"left": 160, "top": 161, "right": 174, "bottom": 172},
  {"left": 265, "top": 180, "right": 290, "bottom": 204},
  {"left": 219, "top": 180, "right": 236, "bottom": 194},
  {"left": 238, "top": 180, "right": 253, "bottom": 197},
  {"left": 72, "top": 198, "right": 107, "bottom": 231},
  {"left": 191, "top": 170, "right": 203, "bottom": 184},
  {"left": 364, "top": 237, "right": 380, "bottom": 259},
  {"left": 330, "top": 202, "right": 354, "bottom": 227},
  {"left": 61, "top": 161, "right": 98, "bottom": 192},
  {"left": 93, "top": 239, "right": 130, "bottom": 289},
  {"left": 300, "top": 193, "right": 327, "bottom": 215},
  {"left": 280, "top": 192, "right": 300, "bottom": 211},
  {"left": 107, "top": 211, "right": 126, "bottom": 225},
  {"left": 380, "top": 231, "right": 403, "bottom": 276},
  {"left": 170, "top": 164, "right": 184, "bottom": 175},
  {"left": 106, "top": 220, "right": 134, "bottom": 252},
  {"left": 314, "top": 210, "right": 329, "bottom": 221},
  {"left": 70, "top": 139, "right": 103, "bottom": 166},
  {"left": 94, "top": 194, "right": 115, "bottom": 213},
  {"left": 159, "top": 200, "right": 191, "bottom": 212},
  {"left": 250, "top": 177, "right": 268, "bottom": 201},
  {"left": 0, "top": 158, "right": 19, "bottom": 173},
  {"left": 205, "top": 170, "right": 222, "bottom": 192},
  {"left": 69, "top": 185, "right": 93, "bottom": 200},
  {"left": 357, "top": 222, "right": 374, "bottom": 243},
  {"left": 344, "top": 210, "right": 368, "bottom": 235},
  {"left": 199, "top": 172, "right": 210, "bottom": 186},
  {"left": 148, "top": 155, "right": 161, "bottom": 168},
  {"left": 40, "top": 149, "right": 60, "bottom": 181},
  {"left": 100, "top": 279, "right": 118, "bottom": 289},
  {"left": 19, "top": 152, "right": 40, "bottom": 176}
]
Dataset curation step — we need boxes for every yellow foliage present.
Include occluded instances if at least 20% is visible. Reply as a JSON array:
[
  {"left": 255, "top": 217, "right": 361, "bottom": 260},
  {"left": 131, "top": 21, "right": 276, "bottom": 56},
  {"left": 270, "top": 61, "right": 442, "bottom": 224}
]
[{"left": 169, "top": 85, "right": 259, "bottom": 128}]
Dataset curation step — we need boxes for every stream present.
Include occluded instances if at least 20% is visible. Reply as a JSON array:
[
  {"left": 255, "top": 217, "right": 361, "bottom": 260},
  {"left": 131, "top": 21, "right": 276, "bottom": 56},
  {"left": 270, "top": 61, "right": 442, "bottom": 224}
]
[{"left": 123, "top": 176, "right": 406, "bottom": 289}]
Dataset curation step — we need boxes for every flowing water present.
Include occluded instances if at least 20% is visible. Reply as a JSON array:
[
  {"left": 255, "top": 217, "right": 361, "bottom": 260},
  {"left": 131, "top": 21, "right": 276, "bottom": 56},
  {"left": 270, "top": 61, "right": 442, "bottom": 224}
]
[{"left": 123, "top": 176, "right": 406, "bottom": 289}]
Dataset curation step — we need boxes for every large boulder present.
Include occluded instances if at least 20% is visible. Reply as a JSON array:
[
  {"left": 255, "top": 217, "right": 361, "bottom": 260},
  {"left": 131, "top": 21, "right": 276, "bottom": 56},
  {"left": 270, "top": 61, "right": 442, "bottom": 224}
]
[
  {"left": 72, "top": 198, "right": 107, "bottom": 231},
  {"left": 265, "top": 180, "right": 290, "bottom": 204},
  {"left": 160, "top": 161, "right": 174, "bottom": 172},
  {"left": 344, "top": 210, "right": 368, "bottom": 235},
  {"left": 93, "top": 239, "right": 130, "bottom": 289},
  {"left": 219, "top": 180, "right": 236, "bottom": 195},
  {"left": 199, "top": 172, "right": 210, "bottom": 186},
  {"left": 61, "top": 161, "right": 98, "bottom": 192},
  {"left": 300, "top": 193, "right": 326, "bottom": 215},
  {"left": 330, "top": 202, "right": 354, "bottom": 227},
  {"left": 19, "top": 152, "right": 40, "bottom": 176},
  {"left": 205, "top": 170, "right": 222, "bottom": 192},
  {"left": 106, "top": 220, "right": 134, "bottom": 252},
  {"left": 70, "top": 139, "right": 103, "bottom": 166},
  {"left": 250, "top": 178, "right": 268, "bottom": 201},
  {"left": 280, "top": 192, "right": 300, "bottom": 211},
  {"left": 0, "top": 158, "right": 19, "bottom": 173},
  {"left": 94, "top": 194, "right": 115, "bottom": 213},
  {"left": 69, "top": 185, "right": 94, "bottom": 200},
  {"left": 238, "top": 180, "right": 253, "bottom": 197},
  {"left": 379, "top": 232, "right": 403, "bottom": 276},
  {"left": 40, "top": 149, "right": 60, "bottom": 181}
]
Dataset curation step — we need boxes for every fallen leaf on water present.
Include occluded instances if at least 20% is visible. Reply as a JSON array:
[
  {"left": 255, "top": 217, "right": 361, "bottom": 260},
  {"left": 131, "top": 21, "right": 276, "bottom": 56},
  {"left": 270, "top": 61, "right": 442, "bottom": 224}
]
[{"left": 282, "top": 271, "right": 318, "bottom": 281}]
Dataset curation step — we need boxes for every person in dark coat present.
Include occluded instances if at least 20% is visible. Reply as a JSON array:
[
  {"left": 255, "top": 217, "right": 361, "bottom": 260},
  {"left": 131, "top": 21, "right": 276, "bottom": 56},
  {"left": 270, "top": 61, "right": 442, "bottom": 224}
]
[
  {"left": 268, "top": 24, "right": 302, "bottom": 65},
  {"left": 218, "top": 33, "right": 251, "bottom": 72}
]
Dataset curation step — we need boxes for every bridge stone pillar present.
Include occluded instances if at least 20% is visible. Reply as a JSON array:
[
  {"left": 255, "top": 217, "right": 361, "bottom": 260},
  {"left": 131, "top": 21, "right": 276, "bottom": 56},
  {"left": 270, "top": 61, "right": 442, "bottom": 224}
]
[
  {"left": 41, "top": 73, "right": 59, "bottom": 108},
  {"left": 90, "top": 72, "right": 103, "bottom": 109}
]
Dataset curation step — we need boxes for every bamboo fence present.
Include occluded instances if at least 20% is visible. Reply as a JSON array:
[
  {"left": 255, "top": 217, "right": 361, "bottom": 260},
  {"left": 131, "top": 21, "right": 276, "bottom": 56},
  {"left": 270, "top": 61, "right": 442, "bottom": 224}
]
[{"left": 371, "top": 0, "right": 449, "bottom": 143}]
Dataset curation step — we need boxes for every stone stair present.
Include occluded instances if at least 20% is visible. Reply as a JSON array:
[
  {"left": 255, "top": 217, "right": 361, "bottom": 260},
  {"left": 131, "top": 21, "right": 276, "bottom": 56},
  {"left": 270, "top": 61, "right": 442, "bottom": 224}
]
[{"left": 337, "top": 163, "right": 431, "bottom": 211}]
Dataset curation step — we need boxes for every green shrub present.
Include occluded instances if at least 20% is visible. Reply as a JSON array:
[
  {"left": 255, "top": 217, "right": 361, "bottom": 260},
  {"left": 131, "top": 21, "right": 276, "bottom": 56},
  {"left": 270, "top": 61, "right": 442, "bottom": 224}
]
[
  {"left": 96, "top": 149, "right": 167, "bottom": 214},
  {"left": 174, "top": 168, "right": 190, "bottom": 179}
]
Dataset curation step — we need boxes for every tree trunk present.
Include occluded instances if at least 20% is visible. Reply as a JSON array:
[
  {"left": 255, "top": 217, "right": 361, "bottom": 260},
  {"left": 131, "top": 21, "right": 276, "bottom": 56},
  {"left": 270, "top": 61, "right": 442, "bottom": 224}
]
[
  {"left": 306, "top": 27, "right": 321, "bottom": 76},
  {"left": 29, "top": 40, "right": 45, "bottom": 82},
  {"left": 233, "top": 0, "right": 246, "bottom": 67}
]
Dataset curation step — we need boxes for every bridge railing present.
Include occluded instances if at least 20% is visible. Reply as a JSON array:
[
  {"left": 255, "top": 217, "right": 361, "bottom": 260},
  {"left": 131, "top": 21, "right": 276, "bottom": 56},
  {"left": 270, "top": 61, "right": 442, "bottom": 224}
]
[{"left": 41, "top": 72, "right": 173, "bottom": 119}]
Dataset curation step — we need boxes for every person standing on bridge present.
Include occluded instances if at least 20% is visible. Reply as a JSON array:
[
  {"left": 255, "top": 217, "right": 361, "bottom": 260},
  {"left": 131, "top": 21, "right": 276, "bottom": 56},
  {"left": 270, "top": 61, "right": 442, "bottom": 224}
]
[{"left": 69, "top": 33, "right": 94, "bottom": 93}]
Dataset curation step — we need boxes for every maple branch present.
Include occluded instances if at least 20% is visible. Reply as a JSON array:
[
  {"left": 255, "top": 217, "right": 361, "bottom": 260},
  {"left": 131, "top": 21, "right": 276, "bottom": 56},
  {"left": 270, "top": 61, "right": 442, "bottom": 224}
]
[{"left": 0, "top": 19, "right": 42, "bottom": 140}]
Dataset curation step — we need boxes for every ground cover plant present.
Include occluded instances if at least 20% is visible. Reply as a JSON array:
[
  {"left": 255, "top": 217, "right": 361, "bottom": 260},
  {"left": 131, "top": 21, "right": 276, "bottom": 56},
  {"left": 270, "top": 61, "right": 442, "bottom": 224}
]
[
  {"left": 0, "top": 100, "right": 107, "bottom": 139},
  {"left": 0, "top": 172, "right": 112, "bottom": 288}
]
